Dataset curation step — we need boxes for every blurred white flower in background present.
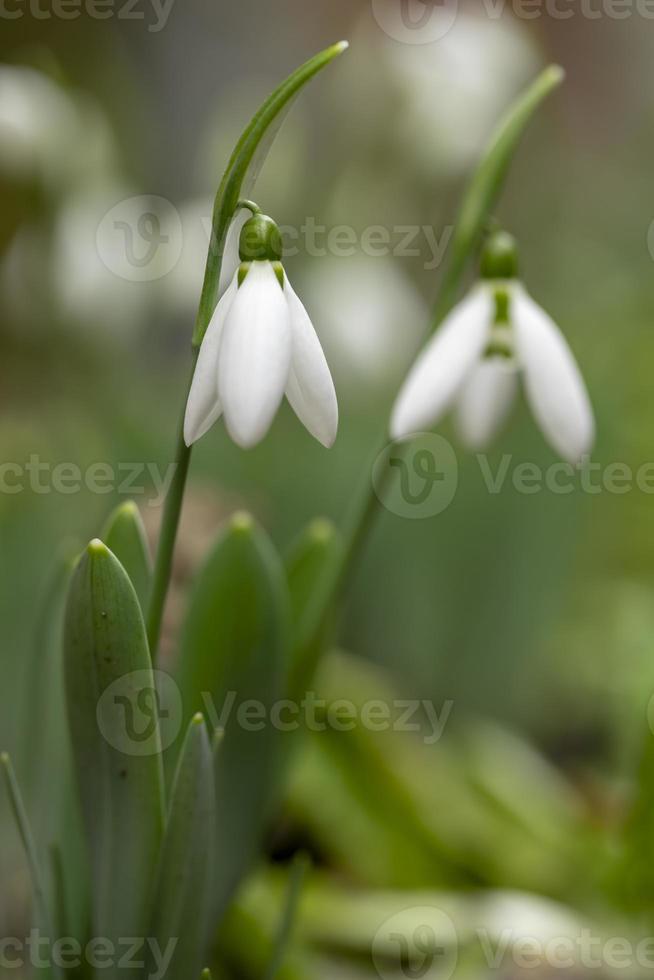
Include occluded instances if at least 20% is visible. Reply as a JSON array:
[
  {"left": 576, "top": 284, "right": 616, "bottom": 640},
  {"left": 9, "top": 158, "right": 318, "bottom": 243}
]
[
  {"left": 52, "top": 184, "right": 154, "bottom": 339},
  {"left": 334, "top": 8, "right": 540, "bottom": 180},
  {"left": 383, "top": 11, "right": 540, "bottom": 177},
  {"left": 299, "top": 255, "right": 428, "bottom": 394},
  {"left": 0, "top": 64, "right": 116, "bottom": 193},
  {"left": 161, "top": 196, "right": 212, "bottom": 316}
]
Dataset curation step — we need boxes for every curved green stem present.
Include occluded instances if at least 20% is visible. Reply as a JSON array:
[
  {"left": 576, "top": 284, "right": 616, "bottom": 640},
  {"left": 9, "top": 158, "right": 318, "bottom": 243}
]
[{"left": 146, "top": 353, "right": 197, "bottom": 660}]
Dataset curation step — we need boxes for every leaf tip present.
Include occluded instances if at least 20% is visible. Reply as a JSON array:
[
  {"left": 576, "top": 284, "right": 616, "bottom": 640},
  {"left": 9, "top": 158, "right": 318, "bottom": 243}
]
[
  {"left": 544, "top": 63, "right": 565, "bottom": 86},
  {"left": 87, "top": 538, "right": 110, "bottom": 558},
  {"left": 229, "top": 511, "right": 255, "bottom": 535},
  {"left": 308, "top": 517, "right": 336, "bottom": 545},
  {"left": 335, "top": 40, "right": 349, "bottom": 54},
  {"left": 191, "top": 712, "right": 205, "bottom": 727},
  {"left": 0, "top": 752, "right": 9, "bottom": 768}
]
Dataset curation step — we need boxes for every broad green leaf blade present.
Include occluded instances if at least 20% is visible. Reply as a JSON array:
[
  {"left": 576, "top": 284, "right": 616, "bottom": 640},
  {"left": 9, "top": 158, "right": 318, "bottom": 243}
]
[
  {"left": 176, "top": 512, "right": 290, "bottom": 922},
  {"left": 150, "top": 714, "right": 215, "bottom": 980},
  {"left": 193, "top": 40, "right": 348, "bottom": 346},
  {"left": 284, "top": 519, "right": 344, "bottom": 702},
  {"left": 64, "top": 539, "right": 165, "bottom": 958},
  {"left": 1, "top": 753, "right": 62, "bottom": 980},
  {"left": 102, "top": 501, "right": 152, "bottom": 612},
  {"left": 432, "top": 64, "right": 564, "bottom": 329}
]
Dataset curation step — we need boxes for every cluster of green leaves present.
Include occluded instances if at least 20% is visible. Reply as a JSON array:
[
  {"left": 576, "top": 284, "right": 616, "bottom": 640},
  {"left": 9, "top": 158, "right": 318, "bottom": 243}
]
[{"left": 4, "top": 500, "right": 340, "bottom": 980}]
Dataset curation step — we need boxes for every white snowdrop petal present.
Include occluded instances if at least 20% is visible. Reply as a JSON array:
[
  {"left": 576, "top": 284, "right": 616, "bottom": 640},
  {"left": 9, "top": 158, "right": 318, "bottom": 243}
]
[
  {"left": 183, "top": 274, "right": 238, "bottom": 446},
  {"left": 217, "top": 210, "right": 249, "bottom": 298},
  {"left": 455, "top": 358, "right": 519, "bottom": 450},
  {"left": 390, "top": 285, "right": 493, "bottom": 440},
  {"left": 218, "top": 261, "right": 292, "bottom": 449},
  {"left": 512, "top": 285, "right": 594, "bottom": 463},
  {"left": 283, "top": 276, "right": 338, "bottom": 448}
]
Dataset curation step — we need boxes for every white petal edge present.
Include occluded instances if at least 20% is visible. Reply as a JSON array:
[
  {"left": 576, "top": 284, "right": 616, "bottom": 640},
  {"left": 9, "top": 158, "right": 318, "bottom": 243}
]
[
  {"left": 183, "top": 274, "right": 238, "bottom": 446},
  {"left": 455, "top": 357, "right": 519, "bottom": 450},
  {"left": 218, "top": 260, "right": 292, "bottom": 449},
  {"left": 217, "top": 210, "right": 249, "bottom": 298},
  {"left": 283, "top": 276, "right": 338, "bottom": 448},
  {"left": 512, "top": 285, "right": 594, "bottom": 464},
  {"left": 390, "top": 284, "right": 493, "bottom": 440}
]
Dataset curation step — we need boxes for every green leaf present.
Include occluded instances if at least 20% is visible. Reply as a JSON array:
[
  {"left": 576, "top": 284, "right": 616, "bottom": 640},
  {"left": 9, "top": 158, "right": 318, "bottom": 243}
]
[
  {"left": 102, "top": 501, "right": 152, "bottom": 612},
  {"left": 149, "top": 714, "right": 216, "bottom": 980},
  {"left": 432, "top": 64, "right": 564, "bottom": 328},
  {"left": 63, "top": 539, "right": 165, "bottom": 957},
  {"left": 22, "top": 549, "right": 90, "bottom": 940},
  {"left": 193, "top": 40, "right": 348, "bottom": 346},
  {"left": 284, "top": 519, "right": 344, "bottom": 701},
  {"left": 176, "top": 512, "right": 290, "bottom": 923},
  {"left": 1, "top": 753, "right": 62, "bottom": 980},
  {"left": 263, "top": 853, "right": 310, "bottom": 980}
]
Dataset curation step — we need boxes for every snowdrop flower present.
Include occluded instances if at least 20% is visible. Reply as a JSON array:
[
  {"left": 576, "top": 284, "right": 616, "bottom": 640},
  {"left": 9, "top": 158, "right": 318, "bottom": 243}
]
[
  {"left": 391, "top": 232, "right": 594, "bottom": 463},
  {"left": 184, "top": 209, "right": 338, "bottom": 450}
]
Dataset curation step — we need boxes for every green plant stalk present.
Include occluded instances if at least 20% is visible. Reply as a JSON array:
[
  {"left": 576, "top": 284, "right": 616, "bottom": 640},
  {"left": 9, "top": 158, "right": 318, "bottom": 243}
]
[
  {"left": 146, "top": 42, "right": 348, "bottom": 661},
  {"left": 146, "top": 353, "right": 197, "bottom": 658},
  {"left": 295, "top": 64, "right": 565, "bottom": 662}
]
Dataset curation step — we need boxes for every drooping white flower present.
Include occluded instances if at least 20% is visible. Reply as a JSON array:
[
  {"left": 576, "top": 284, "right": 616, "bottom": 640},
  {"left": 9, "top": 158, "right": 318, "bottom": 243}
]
[
  {"left": 391, "top": 234, "right": 594, "bottom": 463},
  {"left": 184, "top": 210, "right": 338, "bottom": 450}
]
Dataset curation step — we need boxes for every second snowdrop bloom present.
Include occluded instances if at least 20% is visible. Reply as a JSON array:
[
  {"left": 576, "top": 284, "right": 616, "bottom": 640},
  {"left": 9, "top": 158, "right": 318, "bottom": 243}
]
[
  {"left": 391, "top": 232, "right": 594, "bottom": 464},
  {"left": 184, "top": 210, "right": 338, "bottom": 450}
]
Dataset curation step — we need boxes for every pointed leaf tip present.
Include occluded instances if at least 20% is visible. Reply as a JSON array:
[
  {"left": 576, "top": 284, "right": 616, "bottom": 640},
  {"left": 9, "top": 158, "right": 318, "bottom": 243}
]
[
  {"left": 87, "top": 538, "right": 108, "bottom": 556},
  {"left": 230, "top": 511, "right": 255, "bottom": 534},
  {"left": 308, "top": 518, "right": 336, "bottom": 544}
]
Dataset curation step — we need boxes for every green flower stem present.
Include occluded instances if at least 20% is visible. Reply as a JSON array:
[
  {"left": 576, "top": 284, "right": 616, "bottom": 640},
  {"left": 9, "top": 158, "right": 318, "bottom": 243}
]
[
  {"left": 299, "top": 65, "right": 565, "bottom": 659},
  {"left": 146, "top": 43, "right": 347, "bottom": 661},
  {"left": 146, "top": 353, "right": 197, "bottom": 660}
]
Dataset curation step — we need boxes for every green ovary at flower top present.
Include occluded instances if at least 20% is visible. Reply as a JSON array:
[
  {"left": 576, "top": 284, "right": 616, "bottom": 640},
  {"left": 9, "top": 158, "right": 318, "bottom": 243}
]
[
  {"left": 391, "top": 230, "right": 595, "bottom": 465},
  {"left": 184, "top": 207, "right": 339, "bottom": 451}
]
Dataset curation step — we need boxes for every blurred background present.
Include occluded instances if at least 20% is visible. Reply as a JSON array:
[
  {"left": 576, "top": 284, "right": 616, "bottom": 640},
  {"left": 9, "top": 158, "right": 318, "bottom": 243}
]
[{"left": 2, "top": 0, "right": 654, "bottom": 975}]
